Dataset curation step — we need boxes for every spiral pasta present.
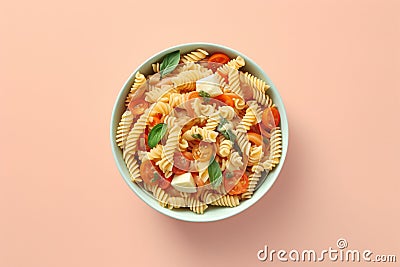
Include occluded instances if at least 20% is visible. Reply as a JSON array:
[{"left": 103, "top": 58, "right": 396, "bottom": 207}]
[
  {"left": 236, "top": 107, "right": 257, "bottom": 133},
  {"left": 116, "top": 110, "right": 133, "bottom": 148},
  {"left": 167, "top": 197, "right": 186, "bottom": 209},
  {"left": 241, "top": 171, "right": 262, "bottom": 199},
  {"left": 243, "top": 71, "right": 270, "bottom": 93},
  {"left": 171, "top": 69, "right": 212, "bottom": 91},
  {"left": 199, "top": 190, "right": 220, "bottom": 204},
  {"left": 228, "top": 68, "right": 243, "bottom": 97},
  {"left": 181, "top": 49, "right": 209, "bottom": 63},
  {"left": 123, "top": 107, "right": 151, "bottom": 159},
  {"left": 149, "top": 101, "right": 172, "bottom": 117},
  {"left": 235, "top": 131, "right": 251, "bottom": 157},
  {"left": 125, "top": 71, "right": 146, "bottom": 106},
  {"left": 218, "top": 139, "right": 232, "bottom": 158},
  {"left": 203, "top": 113, "right": 220, "bottom": 131},
  {"left": 225, "top": 151, "right": 243, "bottom": 172},
  {"left": 182, "top": 126, "right": 218, "bottom": 143},
  {"left": 147, "top": 144, "right": 163, "bottom": 161},
  {"left": 152, "top": 62, "right": 160, "bottom": 73},
  {"left": 248, "top": 145, "right": 263, "bottom": 166},
  {"left": 211, "top": 195, "right": 240, "bottom": 207},
  {"left": 186, "top": 197, "right": 208, "bottom": 214},
  {"left": 263, "top": 127, "right": 282, "bottom": 171}
]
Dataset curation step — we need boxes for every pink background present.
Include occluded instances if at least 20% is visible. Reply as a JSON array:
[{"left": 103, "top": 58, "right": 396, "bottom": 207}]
[{"left": 1, "top": 0, "right": 399, "bottom": 266}]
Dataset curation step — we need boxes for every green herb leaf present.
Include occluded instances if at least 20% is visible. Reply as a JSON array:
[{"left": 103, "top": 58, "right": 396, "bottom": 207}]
[
  {"left": 191, "top": 133, "right": 203, "bottom": 140},
  {"left": 208, "top": 159, "right": 222, "bottom": 188},
  {"left": 148, "top": 123, "right": 167, "bottom": 148},
  {"left": 199, "top": 91, "right": 210, "bottom": 98},
  {"left": 151, "top": 173, "right": 160, "bottom": 183},
  {"left": 159, "top": 50, "right": 180, "bottom": 79},
  {"left": 208, "top": 159, "right": 223, "bottom": 188}
]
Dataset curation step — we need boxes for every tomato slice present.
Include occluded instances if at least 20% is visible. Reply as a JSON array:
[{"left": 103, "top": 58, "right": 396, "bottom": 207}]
[
  {"left": 208, "top": 53, "right": 230, "bottom": 72},
  {"left": 247, "top": 132, "right": 262, "bottom": 146},
  {"left": 128, "top": 99, "right": 149, "bottom": 115},
  {"left": 182, "top": 151, "right": 194, "bottom": 161},
  {"left": 214, "top": 94, "right": 235, "bottom": 107},
  {"left": 148, "top": 113, "right": 162, "bottom": 128},
  {"left": 262, "top": 107, "right": 280, "bottom": 129},
  {"left": 140, "top": 160, "right": 158, "bottom": 185},
  {"left": 271, "top": 107, "right": 280, "bottom": 126},
  {"left": 228, "top": 173, "right": 249, "bottom": 195},
  {"left": 224, "top": 170, "right": 249, "bottom": 195},
  {"left": 188, "top": 91, "right": 200, "bottom": 100},
  {"left": 173, "top": 151, "right": 191, "bottom": 172},
  {"left": 158, "top": 176, "right": 172, "bottom": 190}
]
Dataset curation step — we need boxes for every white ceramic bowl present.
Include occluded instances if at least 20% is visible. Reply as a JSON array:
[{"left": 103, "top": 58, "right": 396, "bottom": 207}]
[{"left": 110, "top": 43, "right": 289, "bottom": 222}]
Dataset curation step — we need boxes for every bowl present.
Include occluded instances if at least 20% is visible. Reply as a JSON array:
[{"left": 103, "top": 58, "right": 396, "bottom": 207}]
[{"left": 110, "top": 42, "right": 288, "bottom": 222}]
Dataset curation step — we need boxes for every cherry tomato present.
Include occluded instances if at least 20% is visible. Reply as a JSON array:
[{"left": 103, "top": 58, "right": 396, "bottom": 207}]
[
  {"left": 247, "top": 132, "right": 262, "bottom": 146},
  {"left": 128, "top": 99, "right": 149, "bottom": 116},
  {"left": 158, "top": 176, "right": 172, "bottom": 190},
  {"left": 140, "top": 160, "right": 157, "bottom": 185},
  {"left": 262, "top": 107, "right": 280, "bottom": 129},
  {"left": 208, "top": 53, "right": 230, "bottom": 72},
  {"left": 228, "top": 173, "right": 249, "bottom": 195},
  {"left": 214, "top": 94, "right": 235, "bottom": 107},
  {"left": 192, "top": 141, "right": 215, "bottom": 162}
]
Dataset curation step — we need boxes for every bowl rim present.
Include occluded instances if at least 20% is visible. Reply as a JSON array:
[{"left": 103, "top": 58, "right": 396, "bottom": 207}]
[{"left": 110, "top": 42, "right": 289, "bottom": 222}]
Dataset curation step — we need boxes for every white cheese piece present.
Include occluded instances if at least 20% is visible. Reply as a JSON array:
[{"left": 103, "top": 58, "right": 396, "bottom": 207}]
[
  {"left": 196, "top": 74, "right": 223, "bottom": 97},
  {"left": 171, "top": 172, "right": 197, "bottom": 193}
]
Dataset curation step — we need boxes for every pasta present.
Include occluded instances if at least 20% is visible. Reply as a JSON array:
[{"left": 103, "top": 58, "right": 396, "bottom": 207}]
[
  {"left": 125, "top": 71, "right": 146, "bottom": 106},
  {"left": 211, "top": 195, "right": 240, "bottom": 207},
  {"left": 181, "top": 48, "right": 209, "bottom": 63},
  {"left": 116, "top": 48, "right": 283, "bottom": 214},
  {"left": 116, "top": 110, "right": 133, "bottom": 148},
  {"left": 182, "top": 126, "right": 218, "bottom": 143}
]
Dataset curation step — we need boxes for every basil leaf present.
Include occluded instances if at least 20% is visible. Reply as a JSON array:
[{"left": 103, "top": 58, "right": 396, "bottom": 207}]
[
  {"left": 159, "top": 50, "right": 180, "bottom": 78},
  {"left": 208, "top": 159, "right": 223, "bottom": 188},
  {"left": 191, "top": 133, "right": 203, "bottom": 140},
  {"left": 199, "top": 91, "right": 210, "bottom": 98},
  {"left": 148, "top": 123, "right": 167, "bottom": 148}
]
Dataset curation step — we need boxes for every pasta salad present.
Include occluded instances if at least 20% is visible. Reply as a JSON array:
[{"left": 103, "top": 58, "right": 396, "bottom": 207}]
[{"left": 116, "top": 49, "right": 282, "bottom": 214}]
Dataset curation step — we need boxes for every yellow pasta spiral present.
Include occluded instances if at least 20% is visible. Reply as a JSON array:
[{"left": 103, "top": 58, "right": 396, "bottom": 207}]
[
  {"left": 182, "top": 126, "right": 218, "bottom": 143},
  {"left": 241, "top": 171, "right": 262, "bottom": 199},
  {"left": 248, "top": 145, "right": 263, "bottom": 166},
  {"left": 147, "top": 144, "right": 163, "bottom": 161},
  {"left": 181, "top": 49, "right": 209, "bottom": 63},
  {"left": 218, "top": 139, "right": 232, "bottom": 158},
  {"left": 186, "top": 197, "right": 208, "bottom": 214},
  {"left": 243, "top": 72, "right": 270, "bottom": 93},
  {"left": 125, "top": 71, "right": 146, "bottom": 106},
  {"left": 211, "top": 195, "right": 240, "bottom": 207},
  {"left": 236, "top": 107, "right": 257, "bottom": 133},
  {"left": 263, "top": 127, "right": 282, "bottom": 170},
  {"left": 116, "top": 110, "right": 133, "bottom": 148},
  {"left": 167, "top": 197, "right": 186, "bottom": 209}
]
